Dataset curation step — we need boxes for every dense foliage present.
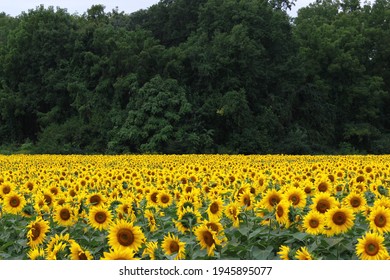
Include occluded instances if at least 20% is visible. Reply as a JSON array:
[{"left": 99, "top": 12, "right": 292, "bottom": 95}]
[{"left": 1, "top": 0, "right": 389, "bottom": 154}]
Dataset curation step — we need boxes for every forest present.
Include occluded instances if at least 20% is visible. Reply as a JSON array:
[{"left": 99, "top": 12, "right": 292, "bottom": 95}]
[{"left": 0, "top": 0, "right": 389, "bottom": 154}]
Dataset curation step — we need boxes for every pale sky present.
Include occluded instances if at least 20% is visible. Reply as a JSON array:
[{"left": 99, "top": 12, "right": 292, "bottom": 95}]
[{"left": 1, "top": 0, "right": 315, "bottom": 17}]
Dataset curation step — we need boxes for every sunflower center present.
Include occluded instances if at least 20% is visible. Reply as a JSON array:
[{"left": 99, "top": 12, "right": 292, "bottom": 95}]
[
  {"left": 210, "top": 202, "right": 219, "bottom": 214},
  {"left": 316, "top": 199, "right": 331, "bottom": 213},
  {"left": 374, "top": 214, "right": 387, "bottom": 228},
  {"left": 304, "top": 186, "right": 312, "bottom": 194},
  {"left": 202, "top": 231, "right": 215, "bottom": 247},
  {"left": 318, "top": 182, "right": 328, "bottom": 192},
  {"left": 31, "top": 224, "right": 41, "bottom": 241},
  {"left": 26, "top": 182, "right": 34, "bottom": 191},
  {"left": 151, "top": 193, "right": 158, "bottom": 203},
  {"left": 10, "top": 196, "right": 20, "bottom": 207},
  {"left": 117, "top": 228, "right": 134, "bottom": 246},
  {"left": 44, "top": 194, "right": 52, "bottom": 205},
  {"left": 290, "top": 195, "right": 300, "bottom": 205},
  {"left": 95, "top": 212, "right": 107, "bottom": 224},
  {"left": 336, "top": 185, "right": 343, "bottom": 192},
  {"left": 60, "top": 209, "right": 71, "bottom": 221},
  {"left": 90, "top": 195, "right": 101, "bottom": 205},
  {"left": 332, "top": 211, "right": 347, "bottom": 225},
  {"left": 276, "top": 205, "right": 284, "bottom": 218},
  {"left": 78, "top": 252, "right": 88, "bottom": 260},
  {"left": 207, "top": 222, "right": 219, "bottom": 232},
  {"left": 169, "top": 241, "right": 179, "bottom": 253},
  {"left": 160, "top": 195, "right": 170, "bottom": 204},
  {"left": 3, "top": 186, "right": 11, "bottom": 194},
  {"left": 269, "top": 195, "right": 280, "bottom": 206},
  {"left": 309, "top": 219, "right": 319, "bottom": 228},
  {"left": 356, "top": 176, "right": 365, "bottom": 183},
  {"left": 351, "top": 197, "right": 361, "bottom": 208},
  {"left": 365, "top": 242, "right": 379, "bottom": 256},
  {"left": 243, "top": 196, "right": 251, "bottom": 207}
]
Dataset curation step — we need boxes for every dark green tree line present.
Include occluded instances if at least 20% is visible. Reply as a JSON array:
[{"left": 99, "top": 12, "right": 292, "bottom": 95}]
[{"left": 0, "top": 0, "right": 389, "bottom": 154}]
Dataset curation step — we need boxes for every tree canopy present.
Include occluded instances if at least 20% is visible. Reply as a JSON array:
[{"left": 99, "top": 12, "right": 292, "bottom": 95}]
[{"left": 1, "top": 0, "right": 389, "bottom": 154}]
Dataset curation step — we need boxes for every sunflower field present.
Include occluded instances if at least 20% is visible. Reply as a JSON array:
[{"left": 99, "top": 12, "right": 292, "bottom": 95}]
[{"left": 1, "top": 154, "right": 390, "bottom": 260}]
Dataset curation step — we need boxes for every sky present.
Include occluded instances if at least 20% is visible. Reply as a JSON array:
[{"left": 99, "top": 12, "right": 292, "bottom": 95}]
[{"left": 1, "top": 0, "right": 315, "bottom": 17}]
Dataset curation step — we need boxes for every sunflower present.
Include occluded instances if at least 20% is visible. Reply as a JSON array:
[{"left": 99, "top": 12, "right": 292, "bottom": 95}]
[
  {"left": 368, "top": 205, "right": 390, "bottom": 234},
  {"left": 142, "top": 241, "right": 159, "bottom": 260},
  {"left": 238, "top": 190, "right": 254, "bottom": 210},
  {"left": 27, "top": 216, "right": 50, "bottom": 247},
  {"left": 87, "top": 192, "right": 106, "bottom": 207},
  {"left": 342, "top": 191, "right": 367, "bottom": 212},
  {"left": 45, "top": 233, "right": 73, "bottom": 258},
  {"left": 324, "top": 206, "right": 354, "bottom": 236},
  {"left": 146, "top": 188, "right": 160, "bottom": 208},
  {"left": 295, "top": 246, "right": 313, "bottom": 260},
  {"left": 283, "top": 187, "right": 307, "bottom": 209},
  {"left": 277, "top": 245, "right": 291, "bottom": 260},
  {"left": 275, "top": 199, "right": 291, "bottom": 228},
  {"left": 144, "top": 209, "right": 158, "bottom": 232},
  {"left": 2, "top": 191, "right": 26, "bottom": 215},
  {"left": 88, "top": 205, "right": 112, "bottom": 231},
  {"left": 53, "top": 204, "right": 77, "bottom": 227},
  {"left": 47, "top": 242, "right": 69, "bottom": 260},
  {"left": 207, "top": 198, "right": 224, "bottom": 219},
  {"left": 161, "top": 233, "right": 186, "bottom": 260},
  {"left": 0, "top": 182, "right": 13, "bottom": 198},
  {"left": 260, "top": 189, "right": 283, "bottom": 211},
  {"left": 101, "top": 248, "right": 139, "bottom": 260},
  {"left": 27, "top": 247, "right": 46, "bottom": 260},
  {"left": 195, "top": 224, "right": 223, "bottom": 257},
  {"left": 224, "top": 202, "right": 241, "bottom": 227},
  {"left": 356, "top": 232, "right": 389, "bottom": 260},
  {"left": 175, "top": 206, "right": 202, "bottom": 233},
  {"left": 157, "top": 190, "right": 173, "bottom": 208},
  {"left": 302, "top": 210, "right": 325, "bottom": 235},
  {"left": 310, "top": 192, "right": 339, "bottom": 214},
  {"left": 70, "top": 241, "right": 93, "bottom": 260},
  {"left": 204, "top": 217, "right": 224, "bottom": 234},
  {"left": 108, "top": 219, "right": 145, "bottom": 252}
]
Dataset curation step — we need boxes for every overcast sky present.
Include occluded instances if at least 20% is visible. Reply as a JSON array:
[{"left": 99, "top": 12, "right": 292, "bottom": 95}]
[{"left": 1, "top": 0, "right": 315, "bottom": 17}]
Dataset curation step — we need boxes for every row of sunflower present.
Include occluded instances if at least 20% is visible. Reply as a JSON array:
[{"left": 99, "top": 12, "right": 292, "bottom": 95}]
[{"left": 0, "top": 154, "right": 390, "bottom": 260}]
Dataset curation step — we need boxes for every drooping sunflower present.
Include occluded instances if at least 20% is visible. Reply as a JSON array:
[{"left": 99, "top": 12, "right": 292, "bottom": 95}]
[
  {"left": 368, "top": 205, "right": 390, "bottom": 234},
  {"left": 101, "top": 248, "right": 139, "bottom": 260},
  {"left": 275, "top": 199, "right": 291, "bottom": 228},
  {"left": 224, "top": 201, "right": 241, "bottom": 227},
  {"left": 175, "top": 206, "right": 202, "bottom": 233},
  {"left": 302, "top": 210, "right": 325, "bottom": 235},
  {"left": 356, "top": 232, "right": 389, "bottom": 260},
  {"left": 2, "top": 191, "right": 26, "bottom": 215},
  {"left": 260, "top": 189, "right": 283, "bottom": 212},
  {"left": 324, "top": 206, "right": 354, "bottom": 236},
  {"left": 283, "top": 187, "right": 307, "bottom": 209},
  {"left": 195, "top": 224, "right": 222, "bottom": 257},
  {"left": 144, "top": 209, "right": 158, "bottom": 232},
  {"left": 295, "top": 246, "right": 313, "bottom": 260},
  {"left": 45, "top": 233, "right": 73, "bottom": 259},
  {"left": 70, "top": 241, "right": 93, "bottom": 260},
  {"left": 342, "top": 191, "right": 367, "bottom": 212},
  {"left": 108, "top": 219, "right": 145, "bottom": 252},
  {"left": 207, "top": 198, "right": 224, "bottom": 219},
  {"left": 142, "top": 241, "right": 159, "bottom": 260},
  {"left": 310, "top": 192, "right": 339, "bottom": 214},
  {"left": 88, "top": 205, "right": 112, "bottom": 231},
  {"left": 161, "top": 233, "right": 186, "bottom": 260},
  {"left": 277, "top": 245, "right": 291, "bottom": 260},
  {"left": 27, "top": 216, "right": 50, "bottom": 247}
]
